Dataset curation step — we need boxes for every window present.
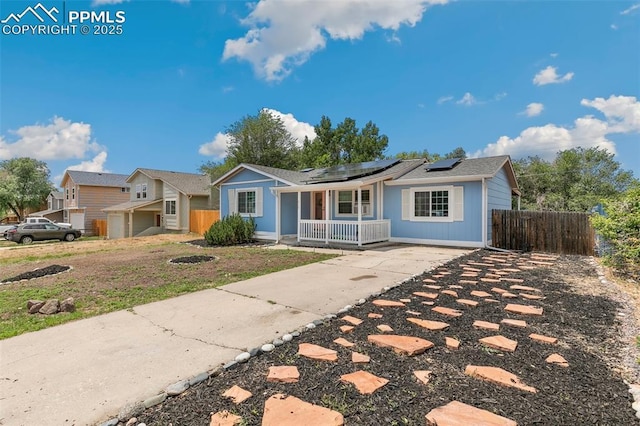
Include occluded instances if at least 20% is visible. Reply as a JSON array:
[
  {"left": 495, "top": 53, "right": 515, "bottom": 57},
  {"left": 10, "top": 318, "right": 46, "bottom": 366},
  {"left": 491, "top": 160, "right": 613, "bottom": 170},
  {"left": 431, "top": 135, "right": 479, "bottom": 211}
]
[
  {"left": 402, "top": 186, "right": 463, "bottom": 222},
  {"left": 71, "top": 187, "right": 75, "bottom": 200},
  {"left": 237, "top": 191, "right": 256, "bottom": 214},
  {"left": 121, "top": 187, "right": 130, "bottom": 193},
  {"left": 336, "top": 187, "right": 372, "bottom": 216},
  {"left": 165, "top": 200, "right": 176, "bottom": 215},
  {"left": 136, "top": 183, "right": 146, "bottom": 199},
  {"left": 414, "top": 190, "right": 449, "bottom": 218},
  {"left": 142, "top": 183, "right": 147, "bottom": 199}
]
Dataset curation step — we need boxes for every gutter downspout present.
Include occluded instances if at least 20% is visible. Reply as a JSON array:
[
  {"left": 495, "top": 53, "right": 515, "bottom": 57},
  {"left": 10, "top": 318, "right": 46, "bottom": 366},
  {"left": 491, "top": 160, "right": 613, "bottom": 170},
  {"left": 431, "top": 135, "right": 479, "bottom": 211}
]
[{"left": 481, "top": 177, "right": 487, "bottom": 248}]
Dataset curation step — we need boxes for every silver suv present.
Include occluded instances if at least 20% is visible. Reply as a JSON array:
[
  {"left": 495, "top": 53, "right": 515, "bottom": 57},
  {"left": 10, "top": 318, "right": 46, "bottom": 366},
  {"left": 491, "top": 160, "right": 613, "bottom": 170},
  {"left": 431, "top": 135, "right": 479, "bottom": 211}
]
[{"left": 6, "top": 223, "right": 82, "bottom": 244}]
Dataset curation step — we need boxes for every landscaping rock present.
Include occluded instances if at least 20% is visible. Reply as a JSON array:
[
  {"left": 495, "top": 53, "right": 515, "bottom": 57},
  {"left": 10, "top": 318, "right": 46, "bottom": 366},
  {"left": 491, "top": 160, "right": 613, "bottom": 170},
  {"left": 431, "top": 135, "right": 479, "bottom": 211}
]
[
  {"left": 281, "top": 333, "right": 293, "bottom": 342},
  {"left": 340, "top": 371, "right": 389, "bottom": 394},
  {"left": 262, "top": 394, "right": 343, "bottom": 426},
  {"left": 189, "top": 372, "right": 209, "bottom": 386},
  {"left": 261, "top": 344, "right": 275, "bottom": 353},
  {"left": 426, "top": 401, "right": 517, "bottom": 426},
  {"left": 272, "top": 338, "right": 284, "bottom": 347},
  {"left": 143, "top": 393, "right": 167, "bottom": 408},
  {"left": 166, "top": 380, "right": 189, "bottom": 396},
  {"left": 222, "top": 385, "right": 252, "bottom": 403},
  {"left": 351, "top": 352, "right": 370, "bottom": 363},
  {"left": 27, "top": 300, "right": 45, "bottom": 314},
  {"left": 368, "top": 334, "right": 434, "bottom": 356},
  {"left": 39, "top": 299, "right": 60, "bottom": 315},
  {"left": 60, "top": 297, "right": 75, "bottom": 313},
  {"left": 479, "top": 335, "right": 518, "bottom": 352},
  {"left": 235, "top": 352, "right": 251, "bottom": 363},
  {"left": 465, "top": 365, "right": 537, "bottom": 393},
  {"left": 407, "top": 317, "right": 449, "bottom": 331},
  {"left": 414, "top": 370, "right": 432, "bottom": 384},
  {"left": 267, "top": 366, "right": 300, "bottom": 383},
  {"left": 210, "top": 410, "right": 242, "bottom": 426},
  {"left": 118, "top": 402, "right": 144, "bottom": 421},
  {"left": 297, "top": 343, "right": 338, "bottom": 361},
  {"left": 100, "top": 419, "right": 119, "bottom": 426}
]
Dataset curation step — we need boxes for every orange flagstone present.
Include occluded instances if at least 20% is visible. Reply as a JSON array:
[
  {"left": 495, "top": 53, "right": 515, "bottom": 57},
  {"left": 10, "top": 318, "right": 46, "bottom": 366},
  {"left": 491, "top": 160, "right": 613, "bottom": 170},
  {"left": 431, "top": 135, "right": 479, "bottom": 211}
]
[
  {"left": 449, "top": 285, "right": 464, "bottom": 289},
  {"left": 372, "top": 299, "right": 405, "bottom": 307},
  {"left": 485, "top": 273, "right": 502, "bottom": 279},
  {"left": 469, "top": 262, "right": 494, "bottom": 267},
  {"left": 414, "top": 370, "right": 432, "bottom": 384},
  {"left": 473, "top": 320, "right": 500, "bottom": 331},
  {"left": 491, "top": 287, "right": 508, "bottom": 294},
  {"left": 470, "top": 290, "right": 492, "bottom": 298},
  {"left": 399, "top": 298, "right": 412, "bottom": 303},
  {"left": 457, "top": 299, "right": 479, "bottom": 307},
  {"left": 423, "top": 278, "right": 437, "bottom": 283},
  {"left": 463, "top": 266, "right": 482, "bottom": 272},
  {"left": 414, "top": 292, "right": 439, "bottom": 299},
  {"left": 340, "top": 325, "right": 355, "bottom": 333},
  {"left": 340, "top": 371, "right": 389, "bottom": 394},
  {"left": 445, "top": 337, "right": 460, "bottom": 350},
  {"left": 479, "top": 335, "right": 518, "bottom": 352},
  {"left": 521, "top": 293, "right": 544, "bottom": 300},
  {"left": 510, "top": 284, "right": 539, "bottom": 292},
  {"left": 485, "top": 299, "right": 500, "bottom": 303},
  {"left": 501, "top": 318, "right": 527, "bottom": 328},
  {"left": 222, "top": 385, "right": 252, "bottom": 404},
  {"left": 424, "top": 284, "right": 442, "bottom": 289},
  {"left": 432, "top": 306, "right": 463, "bottom": 317},
  {"left": 341, "top": 315, "right": 363, "bottom": 326},
  {"left": 297, "top": 343, "right": 338, "bottom": 362},
  {"left": 262, "top": 394, "right": 344, "bottom": 426},
  {"left": 368, "top": 313, "right": 383, "bottom": 319},
  {"left": 441, "top": 290, "right": 459, "bottom": 297},
  {"left": 351, "top": 351, "right": 370, "bottom": 363},
  {"left": 505, "top": 304, "right": 544, "bottom": 316},
  {"left": 210, "top": 410, "right": 242, "bottom": 426},
  {"left": 501, "top": 292, "right": 519, "bottom": 299},
  {"left": 529, "top": 333, "right": 557, "bottom": 344},
  {"left": 406, "top": 310, "right": 421, "bottom": 316},
  {"left": 407, "top": 317, "right": 450, "bottom": 331},
  {"left": 465, "top": 365, "right": 537, "bottom": 393},
  {"left": 368, "top": 334, "right": 434, "bottom": 356},
  {"left": 333, "top": 337, "right": 355, "bottom": 348},
  {"left": 267, "top": 366, "right": 300, "bottom": 383},
  {"left": 461, "top": 272, "right": 479, "bottom": 277},
  {"left": 502, "top": 278, "right": 525, "bottom": 283},
  {"left": 426, "top": 401, "right": 517, "bottom": 426},
  {"left": 481, "top": 278, "right": 502, "bottom": 283},
  {"left": 546, "top": 353, "right": 569, "bottom": 367},
  {"left": 377, "top": 324, "right": 394, "bottom": 332},
  {"left": 459, "top": 279, "right": 478, "bottom": 285},
  {"left": 422, "top": 301, "right": 435, "bottom": 305}
]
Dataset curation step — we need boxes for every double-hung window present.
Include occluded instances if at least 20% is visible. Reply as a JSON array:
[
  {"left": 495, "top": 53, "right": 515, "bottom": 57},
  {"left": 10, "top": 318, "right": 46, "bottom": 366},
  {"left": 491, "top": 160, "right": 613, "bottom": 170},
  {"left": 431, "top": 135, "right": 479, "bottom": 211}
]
[
  {"left": 136, "top": 183, "right": 147, "bottom": 199},
  {"left": 403, "top": 186, "right": 463, "bottom": 222},
  {"left": 165, "top": 200, "right": 176, "bottom": 215},
  {"left": 336, "top": 187, "right": 372, "bottom": 216},
  {"left": 237, "top": 190, "right": 256, "bottom": 214}
]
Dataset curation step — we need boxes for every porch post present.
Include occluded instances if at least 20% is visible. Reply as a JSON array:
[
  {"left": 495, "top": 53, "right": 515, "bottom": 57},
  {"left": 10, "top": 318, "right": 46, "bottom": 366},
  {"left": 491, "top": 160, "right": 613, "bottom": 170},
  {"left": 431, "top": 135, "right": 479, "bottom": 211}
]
[
  {"left": 325, "top": 189, "right": 329, "bottom": 244},
  {"left": 128, "top": 211, "right": 133, "bottom": 238},
  {"left": 297, "top": 191, "right": 301, "bottom": 243},
  {"left": 275, "top": 190, "right": 280, "bottom": 243},
  {"left": 357, "top": 187, "right": 362, "bottom": 247}
]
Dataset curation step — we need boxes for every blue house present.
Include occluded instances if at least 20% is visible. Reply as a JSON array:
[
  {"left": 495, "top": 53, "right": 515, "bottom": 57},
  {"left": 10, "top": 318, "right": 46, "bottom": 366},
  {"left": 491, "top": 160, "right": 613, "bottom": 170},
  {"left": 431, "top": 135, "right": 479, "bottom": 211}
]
[{"left": 212, "top": 156, "right": 520, "bottom": 248}]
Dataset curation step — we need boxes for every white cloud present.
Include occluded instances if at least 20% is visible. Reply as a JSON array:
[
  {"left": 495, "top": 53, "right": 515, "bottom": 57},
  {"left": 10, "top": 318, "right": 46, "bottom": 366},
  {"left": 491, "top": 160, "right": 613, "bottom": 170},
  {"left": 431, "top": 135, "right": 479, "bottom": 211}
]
[
  {"left": 222, "top": 0, "right": 448, "bottom": 81},
  {"left": 456, "top": 92, "right": 477, "bottom": 106},
  {"left": 222, "top": 86, "right": 235, "bottom": 93},
  {"left": 533, "top": 66, "right": 574, "bottom": 86},
  {"left": 471, "top": 95, "right": 640, "bottom": 160},
  {"left": 611, "top": 24, "right": 619, "bottom": 30},
  {"left": 494, "top": 92, "right": 507, "bottom": 101},
  {"left": 0, "top": 117, "right": 101, "bottom": 161},
  {"left": 67, "top": 151, "right": 109, "bottom": 173},
  {"left": 621, "top": 3, "right": 640, "bottom": 15},
  {"left": 437, "top": 95, "right": 454, "bottom": 104},
  {"left": 263, "top": 108, "right": 316, "bottom": 145},
  {"left": 550, "top": 52, "right": 558, "bottom": 58},
  {"left": 521, "top": 102, "right": 544, "bottom": 117},
  {"left": 198, "top": 132, "right": 231, "bottom": 158}
]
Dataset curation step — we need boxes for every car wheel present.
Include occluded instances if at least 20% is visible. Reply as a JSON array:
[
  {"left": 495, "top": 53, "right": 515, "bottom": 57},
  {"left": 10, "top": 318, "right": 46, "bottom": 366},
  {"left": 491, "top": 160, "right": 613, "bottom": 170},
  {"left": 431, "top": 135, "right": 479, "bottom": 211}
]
[
  {"left": 64, "top": 233, "right": 76, "bottom": 242},
  {"left": 20, "top": 236, "right": 33, "bottom": 244}
]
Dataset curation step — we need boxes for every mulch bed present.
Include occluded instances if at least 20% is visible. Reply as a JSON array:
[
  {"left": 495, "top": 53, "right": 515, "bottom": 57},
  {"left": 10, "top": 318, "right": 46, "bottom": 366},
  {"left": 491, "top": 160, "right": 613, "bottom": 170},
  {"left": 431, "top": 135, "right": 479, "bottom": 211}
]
[
  {"left": 169, "top": 255, "right": 216, "bottom": 264},
  {"left": 1, "top": 265, "right": 71, "bottom": 284},
  {"left": 184, "top": 239, "right": 271, "bottom": 248},
  {"left": 136, "top": 249, "right": 637, "bottom": 425}
]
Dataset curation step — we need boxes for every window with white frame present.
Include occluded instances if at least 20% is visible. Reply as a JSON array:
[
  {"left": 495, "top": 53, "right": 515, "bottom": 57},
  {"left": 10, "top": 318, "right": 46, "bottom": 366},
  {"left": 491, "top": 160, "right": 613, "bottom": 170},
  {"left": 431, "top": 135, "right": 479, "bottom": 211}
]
[
  {"left": 336, "top": 187, "right": 372, "bottom": 216},
  {"left": 136, "top": 183, "right": 147, "bottom": 199},
  {"left": 402, "top": 186, "right": 464, "bottom": 222},
  {"left": 414, "top": 190, "right": 449, "bottom": 218},
  {"left": 165, "top": 200, "right": 176, "bottom": 215},
  {"left": 237, "top": 190, "right": 256, "bottom": 214},
  {"left": 228, "top": 187, "right": 263, "bottom": 217}
]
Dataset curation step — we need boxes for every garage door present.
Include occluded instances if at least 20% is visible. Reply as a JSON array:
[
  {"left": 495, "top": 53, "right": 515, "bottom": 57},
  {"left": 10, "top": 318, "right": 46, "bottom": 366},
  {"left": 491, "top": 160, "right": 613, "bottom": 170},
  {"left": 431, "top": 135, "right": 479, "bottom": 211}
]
[
  {"left": 107, "top": 214, "right": 124, "bottom": 239},
  {"left": 70, "top": 212, "right": 85, "bottom": 232}
]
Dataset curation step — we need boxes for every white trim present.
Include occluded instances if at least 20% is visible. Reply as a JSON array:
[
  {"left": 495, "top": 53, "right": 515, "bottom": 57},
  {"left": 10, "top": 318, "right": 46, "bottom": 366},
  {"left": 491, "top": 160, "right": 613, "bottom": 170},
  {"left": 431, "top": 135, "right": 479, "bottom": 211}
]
[
  {"left": 389, "top": 236, "right": 484, "bottom": 248},
  {"left": 212, "top": 164, "right": 296, "bottom": 187},
  {"left": 409, "top": 185, "right": 454, "bottom": 222},
  {"left": 482, "top": 177, "right": 488, "bottom": 247},
  {"left": 255, "top": 231, "right": 278, "bottom": 240},
  {"left": 385, "top": 175, "right": 490, "bottom": 186},
  {"left": 275, "top": 191, "right": 280, "bottom": 242},
  {"left": 334, "top": 185, "right": 374, "bottom": 218},
  {"left": 235, "top": 187, "right": 263, "bottom": 217},
  {"left": 219, "top": 178, "right": 274, "bottom": 186}
]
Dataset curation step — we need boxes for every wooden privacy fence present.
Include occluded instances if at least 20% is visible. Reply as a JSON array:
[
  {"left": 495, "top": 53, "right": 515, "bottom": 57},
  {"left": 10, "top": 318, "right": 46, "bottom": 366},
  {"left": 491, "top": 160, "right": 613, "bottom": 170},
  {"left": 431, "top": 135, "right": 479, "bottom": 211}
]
[
  {"left": 190, "top": 210, "right": 220, "bottom": 235},
  {"left": 93, "top": 219, "right": 107, "bottom": 237},
  {"left": 492, "top": 210, "right": 595, "bottom": 256}
]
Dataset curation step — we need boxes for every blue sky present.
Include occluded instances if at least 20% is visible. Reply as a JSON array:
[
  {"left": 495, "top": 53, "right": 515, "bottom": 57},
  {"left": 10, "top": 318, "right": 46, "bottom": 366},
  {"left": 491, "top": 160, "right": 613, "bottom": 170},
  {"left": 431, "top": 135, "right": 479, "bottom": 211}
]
[{"left": 1, "top": 0, "right": 638, "bottom": 187}]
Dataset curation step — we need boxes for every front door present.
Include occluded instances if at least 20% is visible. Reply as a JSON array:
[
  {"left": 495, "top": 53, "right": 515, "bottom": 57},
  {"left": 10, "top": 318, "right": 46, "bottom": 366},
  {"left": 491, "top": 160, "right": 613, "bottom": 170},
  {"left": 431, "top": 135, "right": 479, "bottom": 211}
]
[{"left": 313, "top": 192, "right": 325, "bottom": 220}]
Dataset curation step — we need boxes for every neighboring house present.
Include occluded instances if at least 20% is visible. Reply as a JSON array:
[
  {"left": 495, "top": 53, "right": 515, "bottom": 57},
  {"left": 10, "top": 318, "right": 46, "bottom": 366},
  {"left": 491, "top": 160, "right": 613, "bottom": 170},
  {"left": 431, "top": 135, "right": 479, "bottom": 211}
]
[
  {"left": 60, "top": 171, "right": 131, "bottom": 235},
  {"left": 28, "top": 191, "right": 64, "bottom": 223},
  {"left": 103, "top": 168, "right": 213, "bottom": 239},
  {"left": 213, "top": 156, "right": 520, "bottom": 248}
]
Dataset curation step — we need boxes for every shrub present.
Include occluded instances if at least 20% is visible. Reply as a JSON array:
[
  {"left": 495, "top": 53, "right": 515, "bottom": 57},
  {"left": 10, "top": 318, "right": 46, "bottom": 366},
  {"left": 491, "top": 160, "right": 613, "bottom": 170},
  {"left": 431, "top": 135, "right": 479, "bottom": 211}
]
[{"left": 204, "top": 214, "right": 256, "bottom": 246}]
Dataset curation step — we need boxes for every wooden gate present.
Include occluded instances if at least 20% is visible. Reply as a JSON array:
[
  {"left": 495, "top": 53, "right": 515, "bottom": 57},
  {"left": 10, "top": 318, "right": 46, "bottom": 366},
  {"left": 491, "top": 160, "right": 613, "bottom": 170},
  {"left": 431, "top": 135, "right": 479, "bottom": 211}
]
[
  {"left": 190, "top": 210, "right": 220, "bottom": 235},
  {"left": 492, "top": 210, "right": 595, "bottom": 255}
]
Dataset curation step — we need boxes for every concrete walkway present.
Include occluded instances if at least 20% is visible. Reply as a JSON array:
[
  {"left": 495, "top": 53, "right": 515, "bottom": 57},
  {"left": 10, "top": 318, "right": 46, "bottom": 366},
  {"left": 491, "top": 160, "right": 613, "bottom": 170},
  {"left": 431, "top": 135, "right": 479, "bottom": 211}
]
[{"left": 0, "top": 244, "right": 468, "bottom": 426}]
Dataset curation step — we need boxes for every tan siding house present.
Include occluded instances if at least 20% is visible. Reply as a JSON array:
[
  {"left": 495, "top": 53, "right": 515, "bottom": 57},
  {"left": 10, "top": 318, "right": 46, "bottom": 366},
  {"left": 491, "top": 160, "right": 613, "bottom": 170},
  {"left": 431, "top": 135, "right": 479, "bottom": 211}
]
[
  {"left": 60, "top": 171, "right": 130, "bottom": 236},
  {"left": 28, "top": 191, "right": 65, "bottom": 223}
]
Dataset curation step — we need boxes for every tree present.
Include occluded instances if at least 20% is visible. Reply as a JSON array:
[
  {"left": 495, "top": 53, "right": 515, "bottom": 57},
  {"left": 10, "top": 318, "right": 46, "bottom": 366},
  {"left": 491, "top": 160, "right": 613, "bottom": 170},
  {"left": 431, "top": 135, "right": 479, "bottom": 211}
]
[
  {"left": 199, "top": 159, "right": 236, "bottom": 209},
  {"left": 226, "top": 110, "right": 299, "bottom": 169},
  {"left": 0, "top": 158, "right": 54, "bottom": 222},
  {"left": 444, "top": 147, "right": 467, "bottom": 159}
]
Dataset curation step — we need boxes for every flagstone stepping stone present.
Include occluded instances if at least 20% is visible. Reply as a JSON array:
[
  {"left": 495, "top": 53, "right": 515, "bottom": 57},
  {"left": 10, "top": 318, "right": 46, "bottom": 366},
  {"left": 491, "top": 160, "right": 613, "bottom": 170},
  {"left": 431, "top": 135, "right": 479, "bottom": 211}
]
[
  {"left": 482, "top": 278, "right": 502, "bottom": 283},
  {"left": 521, "top": 293, "right": 545, "bottom": 300},
  {"left": 222, "top": 385, "right": 253, "bottom": 403},
  {"left": 406, "top": 310, "right": 421, "bottom": 316},
  {"left": 414, "top": 370, "right": 432, "bottom": 384},
  {"left": 424, "top": 284, "right": 442, "bottom": 289},
  {"left": 423, "top": 278, "right": 437, "bottom": 283},
  {"left": 502, "top": 278, "right": 526, "bottom": 283},
  {"left": 469, "top": 262, "right": 494, "bottom": 267},
  {"left": 262, "top": 394, "right": 344, "bottom": 426},
  {"left": 432, "top": 306, "right": 463, "bottom": 317},
  {"left": 501, "top": 292, "right": 519, "bottom": 299},
  {"left": 414, "top": 292, "right": 439, "bottom": 299},
  {"left": 340, "top": 371, "right": 389, "bottom": 394},
  {"left": 368, "top": 334, "right": 434, "bottom": 356},
  {"left": 518, "top": 265, "right": 536, "bottom": 270},
  {"left": 459, "top": 279, "right": 478, "bottom": 285},
  {"left": 377, "top": 324, "right": 394, "bottom": 332},
  {"left": 438, "top": 270, "right": 452, "bottom": 275},
  {"left": 340, "top": 325, "right": 355, "bottom": 333},
  {"left": 546, "top": 353, "right": 569, "bottom": 367},
  {"left": 471, "top": 290, "right": 492, "bottom": 298},
  {"left": 297, "top": 343, "right": 338, "bottom": 362},
  {"left": 372, "top": 299, "right": 406, "bottom": 307},
  {"left": 432, "top": 274, "right": 445, "bottom": 278},
  {"left": 473, "top": 320, "right": 500, "bottom": 331},
  {"left": 407, "top": 317, "right": 450, "bottom": 330},
  {"left": 341, "top": 315, "right": 363, "bottom": 326},
  {"left": 457, "top": 299, "right": 479, "bottom": 307},
  {"left": 501, "top": 268, "right": 522, "bottom": 273},
  {"left": 210, "top": 410, "right": 242, "bottom": 426},
  {"left": 449, "top": 285, "right": 464, "bottom": 289},
  {"left": 510, "top": 284, "right": 539, "bottom": 292},
  {"left": 445, "top": 337, "right": 460, "bottom": 350},
  {"left": 485, "top": 273, "right": 502, "bottom": 279},
  {"left": 463, "top": 266, "right": 482, "bottom": 272},
  {"left": 441, "top": 290, "right": 459, "bottom": 297},
  {"left": 479, "top": 335, "right": 518, "bottom": 352},
  {"left": 351, "top": 351, "right": 370, "bottom": 363},
  {"left": 465, "top": 365, "right": 537, "bottom": 393},
  {"left": 422, "top": 301, "right": 435, "bottom": 306},
  {"left": 425, "top": 400, "right": 517, "bottom": 426},
  {"left": 505, "top": 304, "right": 543, "bottom": 316},
  {"left": 501, "top": 318, "right": 527, "bottom": 328},
  {"left": 267, "top": 366, "right": 300, "bottom": 383},
  {"left": 368, "top": 313, "right": 383, "bottom": 319},
  {"left": 399, "top": 298, "right": 412, "bottom": 303},
  {"left": 491, "top": 287, "right": 508, "bottom": 294},
  {"left": 529, "top": 260, "right": 554, "bottom": 266},
  {"left": 485, "top": 299, "right": 500, "bottom": 303},
  {"left": 530, "top": 333, "right": 557, "bottom": 344},
  {"left": 461, "top": 272, "right": 479, "bottom": 277},
  {"left": 333, "top": 337, "right": 355, "bottom": 348}
]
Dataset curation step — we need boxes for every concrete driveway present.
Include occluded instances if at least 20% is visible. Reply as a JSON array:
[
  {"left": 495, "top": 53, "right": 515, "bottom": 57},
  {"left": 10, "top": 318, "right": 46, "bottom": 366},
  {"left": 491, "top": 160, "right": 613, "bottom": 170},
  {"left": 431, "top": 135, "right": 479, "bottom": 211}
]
[{"left": 0, "top": 244, "right": 468, "bottom": 426}]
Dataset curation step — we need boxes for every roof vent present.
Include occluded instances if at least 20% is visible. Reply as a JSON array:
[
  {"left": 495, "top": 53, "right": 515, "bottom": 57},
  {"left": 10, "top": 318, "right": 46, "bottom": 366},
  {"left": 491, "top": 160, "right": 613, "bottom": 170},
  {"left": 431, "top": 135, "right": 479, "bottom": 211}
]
[
  {"left": 425, "top": 158, "right": 462, "bottom": 172},
  {"left": 300, "top": 167, "right": 314, "bottom": 173}
]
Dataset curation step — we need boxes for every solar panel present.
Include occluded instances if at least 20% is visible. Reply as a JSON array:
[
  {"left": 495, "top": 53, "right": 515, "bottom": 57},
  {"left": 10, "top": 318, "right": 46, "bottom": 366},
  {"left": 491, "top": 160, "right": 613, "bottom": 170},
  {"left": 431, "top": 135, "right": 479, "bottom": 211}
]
[
  {"left": 425, "top": 158, "right": 462, "bottom": 171},
  {"left": 306, "top": 159, "right": 400, "bottom": 183}
]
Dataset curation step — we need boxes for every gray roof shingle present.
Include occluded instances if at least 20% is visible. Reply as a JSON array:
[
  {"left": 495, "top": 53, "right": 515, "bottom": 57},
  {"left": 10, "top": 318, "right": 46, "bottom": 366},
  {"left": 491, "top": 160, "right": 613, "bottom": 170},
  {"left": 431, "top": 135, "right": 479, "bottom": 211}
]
[
  {"left": 135, "top": 168, "right": 211, "bottom": 196},
  {"left": 397, "top": 155, "right": 512, "bottom": 181},
  {"left": 65, "top": 171, "right": 130, "bottom": 187}
]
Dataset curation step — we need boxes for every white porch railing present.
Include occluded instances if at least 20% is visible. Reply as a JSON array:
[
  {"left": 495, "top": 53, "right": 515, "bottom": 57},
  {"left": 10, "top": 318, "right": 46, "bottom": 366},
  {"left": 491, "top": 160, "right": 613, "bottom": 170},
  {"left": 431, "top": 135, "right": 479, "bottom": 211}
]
[{"left": 299, "top": 219, "right": 390, "bottom": 245}]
